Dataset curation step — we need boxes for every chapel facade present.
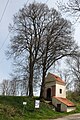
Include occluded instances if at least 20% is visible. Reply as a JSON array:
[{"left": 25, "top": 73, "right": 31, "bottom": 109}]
[{"left": 43, "top": 72, "right": 75, "bottom": 112}]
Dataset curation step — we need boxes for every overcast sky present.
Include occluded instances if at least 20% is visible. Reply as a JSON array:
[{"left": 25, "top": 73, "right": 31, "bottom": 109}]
[{"left": 0, "top": 0, "right": 80, "bottom": 81}]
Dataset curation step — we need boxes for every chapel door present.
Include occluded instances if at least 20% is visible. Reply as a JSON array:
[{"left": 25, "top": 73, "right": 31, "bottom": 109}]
[{"left": 57, "top": 104, "right": 61, "bottom": 112}]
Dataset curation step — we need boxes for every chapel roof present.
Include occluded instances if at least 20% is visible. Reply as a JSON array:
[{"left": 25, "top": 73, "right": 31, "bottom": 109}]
[
  {"left": 48, "top": 73, "right": 65, "bottom": 84},
  {"left": 53, "top": 96, "right": 75, "bottom": 107}
]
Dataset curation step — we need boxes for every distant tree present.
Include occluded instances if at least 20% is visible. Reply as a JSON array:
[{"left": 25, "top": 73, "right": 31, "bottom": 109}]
[
  {"left": 7, "top": 2, "right": 79, "bottom": 98},
  {"left": 66, "top": 56, "right": 80, "bottom": 95},
  {"left": 61, "top": 70, "right": 73, "bottom": 90},
  {"left": 58, "top": 0, "right": 80, "bottom": 21},
  {"left": 1, "top": 78, "right": 29, "bottom": 96},
  {"left": 1, "top": 80, "right": 10, "bottom": 95},
  {"left": 9, "top": 58, "right": 29, "bottom": 95},
  {"left": 51, "top": 61, "right": 73, "bottom": 90}
]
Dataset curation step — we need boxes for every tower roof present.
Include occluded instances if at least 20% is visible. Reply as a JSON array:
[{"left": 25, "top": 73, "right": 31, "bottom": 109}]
[{"left": 47, "top": 73, "right": 65, "bottom": 84}]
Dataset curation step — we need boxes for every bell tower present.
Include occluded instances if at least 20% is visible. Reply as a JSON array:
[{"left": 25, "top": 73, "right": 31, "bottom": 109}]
[{"left": 43, "top": 73, "right": 66, "bottom": 100}]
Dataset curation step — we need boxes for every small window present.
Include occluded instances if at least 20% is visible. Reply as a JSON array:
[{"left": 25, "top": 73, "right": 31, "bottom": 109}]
[{"left": 60, "top": 89, "right": 62, "bottom": 94}]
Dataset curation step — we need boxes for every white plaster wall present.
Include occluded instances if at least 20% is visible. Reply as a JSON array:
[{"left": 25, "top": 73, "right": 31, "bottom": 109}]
[
  {"left": 55, "top": 83, "right": 66, "bottom": 98},
  {"left": 67, "top": 107, "right": 76, "bottom": 112}
]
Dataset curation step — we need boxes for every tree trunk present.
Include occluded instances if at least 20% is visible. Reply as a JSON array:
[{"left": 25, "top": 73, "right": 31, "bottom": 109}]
[
  {"left": 29, "top": 49, "right": 34, "bottom": 97},
  {"left": 29, "top": 70, "right": 33, "bottom": 96},
  {"left": 40, "top": 67, "right": 46, "bottom": 99}
]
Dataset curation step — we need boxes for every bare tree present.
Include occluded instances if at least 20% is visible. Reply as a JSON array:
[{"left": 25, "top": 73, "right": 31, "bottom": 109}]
[
  {"left": 7, "top": 2, "right": 79, "bottom": 98},
  {"left": 51, "top": 61, "right": 73, "bottom": 90},
  {"left": 1, "top": 80, "right": 10, "bottom": 95},
  {"left": 7, "top": 2, "right": 50, "bottom": 96},
  {"left": 1, "top": 78, "right": 29, "bottom": 96},
  {"left": 66, "top": 56, "right": 80, "bottom": 95},
  {"left": 58, "top": 0, "right": 80, "bottom": 22},
  {"left": 39, "top": 16, "right": 79, "bottom": 99}
]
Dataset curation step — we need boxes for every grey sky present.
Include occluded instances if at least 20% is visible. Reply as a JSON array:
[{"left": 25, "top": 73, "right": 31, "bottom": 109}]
[{"left": 0, "top": 0, "right": 79, "bottom": 81}]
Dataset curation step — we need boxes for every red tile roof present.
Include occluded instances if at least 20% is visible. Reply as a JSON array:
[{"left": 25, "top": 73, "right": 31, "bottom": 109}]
[
  {"left": 49, "top": 73, "right": 65, "bottom": 84},
  {"left": 53, "top": 96, "right": 75, "bottom": 107}
]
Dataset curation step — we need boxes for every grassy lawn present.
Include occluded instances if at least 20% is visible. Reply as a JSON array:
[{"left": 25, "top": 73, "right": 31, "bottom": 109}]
[{"left": 0, "top": 96, "right": 79, "bottom": 120}]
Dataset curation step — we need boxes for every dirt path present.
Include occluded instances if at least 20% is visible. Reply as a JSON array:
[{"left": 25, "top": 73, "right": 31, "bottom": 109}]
[{"left": 53, "top": 113, "right": 80, "bottom": 120}]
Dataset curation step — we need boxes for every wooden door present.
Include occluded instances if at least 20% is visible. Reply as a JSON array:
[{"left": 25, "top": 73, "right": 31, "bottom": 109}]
[{"left": 57, "top": 104, "right": 61, "bottom": 112}]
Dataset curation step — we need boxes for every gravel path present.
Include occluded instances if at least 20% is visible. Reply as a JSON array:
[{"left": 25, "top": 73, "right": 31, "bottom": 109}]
[{"left": 53, "top": 113, "right": 80, "bottom": 120}]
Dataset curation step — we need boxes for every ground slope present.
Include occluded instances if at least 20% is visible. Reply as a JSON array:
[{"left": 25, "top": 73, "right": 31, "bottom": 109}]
[{"left": 0, "top": 96, "right": 79, "bottom": 120}]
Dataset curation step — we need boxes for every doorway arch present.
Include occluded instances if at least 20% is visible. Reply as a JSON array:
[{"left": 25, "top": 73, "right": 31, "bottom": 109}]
[{"left": 46, "top": 88, "right": 51, "bottom": 100}]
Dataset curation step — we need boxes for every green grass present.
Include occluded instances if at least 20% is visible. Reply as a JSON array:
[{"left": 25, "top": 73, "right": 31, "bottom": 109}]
[{"left": 0, "top": 96, "right": 79, "bottom": 120}]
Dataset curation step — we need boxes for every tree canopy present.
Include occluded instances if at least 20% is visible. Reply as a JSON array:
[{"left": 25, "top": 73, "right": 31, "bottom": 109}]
[{"left": 7, "top": 2, "right": 79, "bottom": 98}]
